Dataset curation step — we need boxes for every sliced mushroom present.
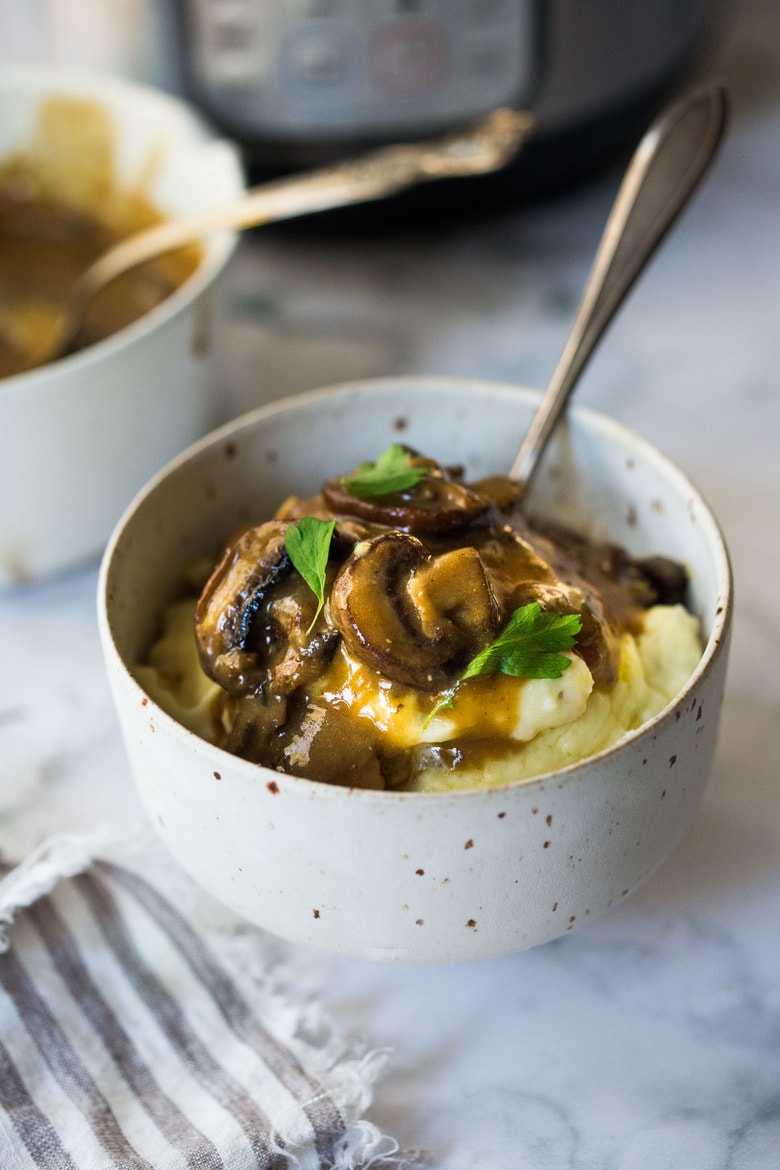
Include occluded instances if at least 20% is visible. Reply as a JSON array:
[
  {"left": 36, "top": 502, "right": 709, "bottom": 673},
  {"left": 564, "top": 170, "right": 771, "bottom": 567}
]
[
  {"left": 634, "top": 555, "right": 689, "bottom": 606},
  {"left": 195, "top": 519, "right": 341, "bottom": 697},
  {"left": 223, "top": 690, "right": 290, "bottom": 763},
  {"left": 330, "top": 531, "right": 500, "bottom": 691},
  {"left": 275, "top": 495, "right": 380, "bottom": 545},
  {"left": 322, "top": 455, "right": 493, "bottom": 536}
]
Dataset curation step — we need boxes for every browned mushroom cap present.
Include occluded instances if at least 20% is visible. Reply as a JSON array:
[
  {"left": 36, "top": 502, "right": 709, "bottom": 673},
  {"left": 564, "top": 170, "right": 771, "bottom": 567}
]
[
  {"left": 322, "top": 456, "right": 493, "bottom": 536},
  {"left": 330, "top": 531, "right": 500, "bottom": 691},
  {"left": 195, "top": 519, "right": 341, "bottom": 697}
]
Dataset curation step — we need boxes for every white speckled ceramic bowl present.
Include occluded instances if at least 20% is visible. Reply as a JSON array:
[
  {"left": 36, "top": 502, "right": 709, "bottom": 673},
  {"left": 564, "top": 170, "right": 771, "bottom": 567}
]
[
  {"left": 0, "top": 67, "right": 244, "bottom": 588},
  {"left": 98, "top": 377, "right": 732, "bottom": 963}
]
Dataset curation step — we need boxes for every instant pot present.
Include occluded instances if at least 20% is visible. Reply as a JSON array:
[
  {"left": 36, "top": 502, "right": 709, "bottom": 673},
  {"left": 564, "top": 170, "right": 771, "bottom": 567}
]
[{"left": 165, "top": 0, "right": 721, "bottom": 217}]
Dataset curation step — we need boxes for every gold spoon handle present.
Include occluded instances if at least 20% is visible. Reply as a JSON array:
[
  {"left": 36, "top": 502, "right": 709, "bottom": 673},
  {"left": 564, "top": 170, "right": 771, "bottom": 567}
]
[
  {"left": 509, "top": 81, "right": 729, "bottom": 497},
  {"left": 71, "top": 108, "right": 534, "bottom": 317}
]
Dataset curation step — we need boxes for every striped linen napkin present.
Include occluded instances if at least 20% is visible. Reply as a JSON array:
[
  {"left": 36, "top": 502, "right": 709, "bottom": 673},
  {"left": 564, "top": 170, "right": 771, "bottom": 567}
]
[{"left": 0, "top": 837, "right": 423, "bottom": 1170}]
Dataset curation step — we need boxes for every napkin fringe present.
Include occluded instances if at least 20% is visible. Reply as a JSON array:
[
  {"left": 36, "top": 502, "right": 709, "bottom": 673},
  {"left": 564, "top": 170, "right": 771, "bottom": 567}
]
[
  {"left": 0, "top": 825, "right": 139, "bottom": 951},
  {"left": 162, "top": 936, "right": 426, "bottom": 1168}
]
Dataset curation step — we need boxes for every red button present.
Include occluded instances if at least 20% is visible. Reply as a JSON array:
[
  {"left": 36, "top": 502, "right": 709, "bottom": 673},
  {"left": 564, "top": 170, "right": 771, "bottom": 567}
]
[{"left": 369, "top": 21, "right": 449, "bottom": 96}]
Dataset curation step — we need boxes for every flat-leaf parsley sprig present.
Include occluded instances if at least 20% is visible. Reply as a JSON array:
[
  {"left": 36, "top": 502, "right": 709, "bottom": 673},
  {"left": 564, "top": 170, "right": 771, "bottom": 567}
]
[
  {"left": 284, "top": 516, "right": 336, "bottom": 631},
  {"left": 342, "top": 444, "right": 429, "bottom": 498},
  {"left": 427, "top": 601, "right": 583, "bottom": 724}
]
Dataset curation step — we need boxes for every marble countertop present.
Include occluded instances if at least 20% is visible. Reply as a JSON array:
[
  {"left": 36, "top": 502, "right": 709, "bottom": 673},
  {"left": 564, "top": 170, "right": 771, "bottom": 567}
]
[{"left": 2, "top": 2, "right": 779, "bottom": 1166}]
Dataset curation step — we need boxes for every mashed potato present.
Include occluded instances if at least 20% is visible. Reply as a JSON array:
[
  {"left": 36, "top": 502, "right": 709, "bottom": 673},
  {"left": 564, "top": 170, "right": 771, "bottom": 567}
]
[
  {"left": 136, "top": 596, "right": 701, "bottom": 792},
  {"left": 407, "top": 602, "right": 701, "bottom": 791}
]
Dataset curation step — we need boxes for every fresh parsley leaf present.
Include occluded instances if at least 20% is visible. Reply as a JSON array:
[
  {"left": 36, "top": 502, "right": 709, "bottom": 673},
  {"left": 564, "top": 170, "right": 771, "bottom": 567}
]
[
  {"left": 426, "top": 602, "right": 582, "bottom": 725},
  {"left": 284, "top": 516, "right": 336, "bottom": 631},
  {"left": 342, "top": 444, "right": 429, "bottom": 498},
  {"left": 461, "top": 602, "right": 582, "bottom": 681}
]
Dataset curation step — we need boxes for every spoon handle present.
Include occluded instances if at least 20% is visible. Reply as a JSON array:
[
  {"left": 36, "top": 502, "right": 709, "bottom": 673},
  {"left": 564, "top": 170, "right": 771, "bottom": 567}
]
[
  {"left": 508, "top": 81, "right": 729, "bottom": 496},
  {"left": 71, "top": 108, "right": 534, "bottom": 315}
]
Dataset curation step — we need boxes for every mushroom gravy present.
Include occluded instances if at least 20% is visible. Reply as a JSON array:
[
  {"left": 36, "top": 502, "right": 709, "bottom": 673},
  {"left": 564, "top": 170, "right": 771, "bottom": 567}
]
[
  {"left": 0, "top": 96, "right": 201, "bottom": 378},
  {"left": 136, "top": 450, "right": 703, "bottom": 792}
]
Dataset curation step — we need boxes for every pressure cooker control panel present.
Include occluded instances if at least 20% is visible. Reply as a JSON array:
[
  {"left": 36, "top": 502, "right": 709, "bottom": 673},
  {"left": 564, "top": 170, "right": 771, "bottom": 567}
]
[{"left": 181, "top": 0, "right": 538, "bottom": 140}]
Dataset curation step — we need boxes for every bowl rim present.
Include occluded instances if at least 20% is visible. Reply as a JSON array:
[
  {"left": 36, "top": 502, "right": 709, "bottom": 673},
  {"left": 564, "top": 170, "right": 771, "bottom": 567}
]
[
  {"left": 98, "top": 375, "right": 734, "bottom": 804},
  {"left": 0, "top": 64, "right": 244, "bottom": 395}
]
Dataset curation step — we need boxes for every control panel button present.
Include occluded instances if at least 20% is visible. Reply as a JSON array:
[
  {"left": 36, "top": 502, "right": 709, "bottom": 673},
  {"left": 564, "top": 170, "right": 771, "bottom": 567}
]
[
  {"left": 280, "top": 26, "right": 358, "bottom": 98},
  {"left": 369, "top": 21, "right": 448, "bottom": 96},
  {"left": 192, "top": 0, "right": 270, "bottom": 89}
]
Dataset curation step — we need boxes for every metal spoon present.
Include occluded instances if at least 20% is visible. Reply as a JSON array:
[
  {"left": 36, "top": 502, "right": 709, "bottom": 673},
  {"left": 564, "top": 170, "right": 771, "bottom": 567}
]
[
  {"left": 0, "top": 107, "right": 534, "bottom": 372},
  {"left": 508, "top": 81, "right": 729, "bottom": 499}
]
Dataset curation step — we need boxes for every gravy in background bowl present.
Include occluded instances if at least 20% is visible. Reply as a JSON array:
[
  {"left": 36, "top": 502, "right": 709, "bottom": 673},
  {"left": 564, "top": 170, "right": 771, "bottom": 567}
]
[{"left": 0, "top": 96, "right": 201, "bottom": 378}]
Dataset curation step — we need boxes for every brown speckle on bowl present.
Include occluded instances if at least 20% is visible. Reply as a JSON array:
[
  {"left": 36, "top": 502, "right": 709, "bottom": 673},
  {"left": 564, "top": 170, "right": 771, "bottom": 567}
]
[
  {"left": 416, "top": 918, "right": 424, "bottom": 926},
  {"left": 651, "top": 499, "right": 664, "bottom": 513},
  {"left": 546, "top": 814, "right": 553, "bottom": 826},
  {"left": 213, "top": 771, "right": 221, "bottom": 780},
  {"left": 267, "top": 780, "right": 279, "bottom": 794},
  {"left": 552, "top": 902, "right": 558, "bottom": 911},
  {"left": 660, "top": 789, "right": 666, "bottom": 799},
  {"left": 626, "top": 503, "right": 638, "bottom": 527},
  {"left": 669, "top": 755, "right": 677, "bottom": 768},
  {"left": 464, "top": 839, "right": 474, "bottom": 850},
  {"left": 543, "top": 841, "right": 551, "bottom": 849},
  {"left": 497, "top": 811, "right": 506, "bottom": 819},
  {"left": 394, "top": 416, "right": 409, "bottom": 432},
  {"left": 141, "top": 697, "right": 148, "bottom": 707},
  {"left": 223, "top": 441, "right": 237, "bottom": 460},
  {"left": 466, "top": 919, "right": 477, "bottom": 930},
  {"left": 416, "top": 868, "right": 424, "bottom": 876},
  {"left": 313, "top": 909, "right": 320, "bottom": 919}
]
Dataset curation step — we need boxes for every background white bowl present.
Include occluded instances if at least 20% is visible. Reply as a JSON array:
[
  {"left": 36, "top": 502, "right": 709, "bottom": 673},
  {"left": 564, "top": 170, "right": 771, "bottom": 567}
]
[
  {"left": 0, "top": 66, "right": 244, "bottom": 587},
  {"left": 99, "top": 377, "right": 732, "bottom": 963}
]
